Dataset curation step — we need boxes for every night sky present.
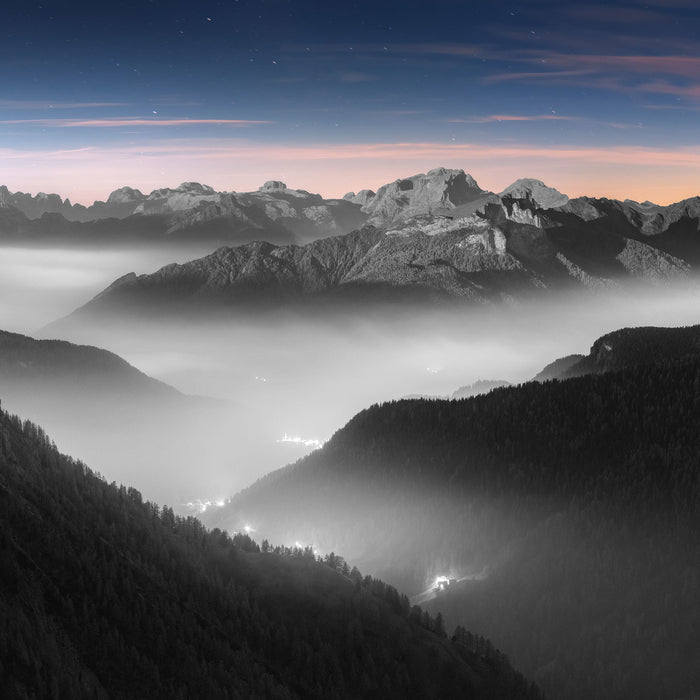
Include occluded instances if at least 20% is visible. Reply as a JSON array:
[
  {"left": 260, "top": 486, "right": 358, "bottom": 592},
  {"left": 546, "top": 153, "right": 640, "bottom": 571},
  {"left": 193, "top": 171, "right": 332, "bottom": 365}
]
[{"left": 2, "top": 0, "right": 700, "bottom": 204}]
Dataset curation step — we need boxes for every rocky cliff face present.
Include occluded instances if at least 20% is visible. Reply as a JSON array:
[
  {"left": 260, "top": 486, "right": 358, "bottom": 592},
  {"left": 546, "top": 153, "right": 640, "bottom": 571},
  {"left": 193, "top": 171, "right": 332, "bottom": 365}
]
[
  {"left": 361, "top": 168, "right": 487, "bottom": 224},
  {"left": 499, "top": 178, "right": 569, "bottom": 209}
]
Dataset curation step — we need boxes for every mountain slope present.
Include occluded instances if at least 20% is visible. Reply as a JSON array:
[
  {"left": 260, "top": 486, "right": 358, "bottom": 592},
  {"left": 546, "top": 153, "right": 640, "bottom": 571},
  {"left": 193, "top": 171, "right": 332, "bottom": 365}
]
[
  {"left": 0, "top": 329, "right": 234, "bottom": 505},
  {"left": 0, "top": 329, "right": 179, "bottom": 398},
  {"left": 536, "top": 324, "right": 700, "bottom": 379},
  {"left": 46, "top": 186, "right": 698, "bottom": 325},
  {"left": 0, "top": 407, "right": 540, "bottom": 700},
  {"left": 206, "top": 349, "right": 700, "bottom": 700}
]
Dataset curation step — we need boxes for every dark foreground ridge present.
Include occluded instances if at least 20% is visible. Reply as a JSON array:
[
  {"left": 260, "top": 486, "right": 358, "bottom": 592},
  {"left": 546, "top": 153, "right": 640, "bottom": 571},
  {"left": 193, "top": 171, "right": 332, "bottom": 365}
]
[{"left": 0, "top": 404, "right": 540, "bottom": 700}]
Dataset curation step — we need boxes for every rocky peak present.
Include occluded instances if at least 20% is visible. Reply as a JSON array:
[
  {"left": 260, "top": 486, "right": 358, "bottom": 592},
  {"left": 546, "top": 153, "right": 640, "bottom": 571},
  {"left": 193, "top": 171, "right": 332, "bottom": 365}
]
[
  {"left": 499, "top": 178, "right": 569, "bottom": 209},
  {"left": 259, "top": 180, "right": 288, "bottom": 192},
  {"left": 343, "top": 189, "right": 376, "bottom": 206},
  {"left": 177, "top": 182, "right": 215, "bottom": 194},
  {"left": 0, "top": 185, "right": 14, "bottom": 207},
  {"left": 362, "top": 168, "right": 485, "bottom": 223},
  {"left": 426, "top": 167, "right": 481, "bottom": 191},
  {"left": 106, "top": 186, "right": 145, "bottom": 204}
]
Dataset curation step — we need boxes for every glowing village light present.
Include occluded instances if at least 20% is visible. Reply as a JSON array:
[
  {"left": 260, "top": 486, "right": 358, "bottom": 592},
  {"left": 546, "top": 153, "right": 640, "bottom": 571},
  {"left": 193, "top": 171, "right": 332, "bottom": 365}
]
[{"left": 277, "top": 433, "right": 324, "bottom": 449}]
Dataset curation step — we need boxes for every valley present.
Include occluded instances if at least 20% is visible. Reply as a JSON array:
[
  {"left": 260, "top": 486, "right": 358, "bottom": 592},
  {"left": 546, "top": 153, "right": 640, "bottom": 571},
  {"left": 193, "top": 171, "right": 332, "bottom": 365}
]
[{"left": 2, "top": 168, "right": 699, "bottom": 699}]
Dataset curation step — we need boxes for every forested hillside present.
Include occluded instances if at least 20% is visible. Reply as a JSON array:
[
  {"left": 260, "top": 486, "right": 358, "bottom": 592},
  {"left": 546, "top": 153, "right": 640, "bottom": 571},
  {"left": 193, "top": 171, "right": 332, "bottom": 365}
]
[
  {"left": 210, "top": 355, "right": 700, "bottom": 699},
  {"left": 0, "top": 404, "right": 539, "bottom": 700},
  {"left": 559, "top": 323, "right": 700, "bottom": 377}
]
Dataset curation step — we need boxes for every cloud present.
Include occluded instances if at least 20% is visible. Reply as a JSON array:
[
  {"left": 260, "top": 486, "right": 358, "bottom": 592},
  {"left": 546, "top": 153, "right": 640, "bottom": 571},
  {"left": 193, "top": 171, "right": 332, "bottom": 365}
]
[
  {"left": 536, "top": 54, "right": 700, "bottom": 79},
  {"left": 446, "top": 114, "right": 580, "bottom": 123},
  {"left": 0, "top": 100, "right": 128, "bottom": 109},
  {"left": 0, "top": 117, "right": 273, "bottom": 128},
  {"left": 636, "top": 81, "right": 700, "bottom": 99},
  {"left": 4, "top": 138, "right": 699, "bottom": 170},
  {"left": 483, "top": 70, "right": 594, "bottom": 84},
  {"left": 446, "top": 114, "right": 641, "bottom": 129},
  {"left": 480, "top": 52, "right": 700, "bottom": 100},
  {"left": 396, "top": 43, "right": 483, "bottom": 58}
]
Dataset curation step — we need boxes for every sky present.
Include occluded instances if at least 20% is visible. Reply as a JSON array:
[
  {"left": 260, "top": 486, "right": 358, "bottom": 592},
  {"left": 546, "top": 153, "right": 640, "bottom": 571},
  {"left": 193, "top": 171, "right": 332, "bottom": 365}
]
[{"left": 2, "top": 0, "right": 700, "bottom": 205}]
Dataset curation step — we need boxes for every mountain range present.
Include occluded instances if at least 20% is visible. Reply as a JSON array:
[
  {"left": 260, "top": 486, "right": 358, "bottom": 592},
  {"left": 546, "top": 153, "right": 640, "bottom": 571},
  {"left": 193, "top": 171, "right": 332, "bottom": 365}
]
[
  {"left": 25, "top": 167, "right": 699, "bottom": 327},
  {"left": 4, "top": 170, "right": 700, "bottom": 293},
  {"left": 204, "top": 324, "right": 700, "bottom": 700},
  {"left": 0, "top": 180, "right": 366, "bottom": 246}
]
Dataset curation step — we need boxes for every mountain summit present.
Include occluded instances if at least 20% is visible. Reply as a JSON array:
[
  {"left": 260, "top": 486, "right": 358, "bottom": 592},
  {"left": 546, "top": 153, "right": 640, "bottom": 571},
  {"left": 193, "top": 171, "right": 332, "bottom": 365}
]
[{"left": 499, "top": 178, "right": 569, "bottom": 208}]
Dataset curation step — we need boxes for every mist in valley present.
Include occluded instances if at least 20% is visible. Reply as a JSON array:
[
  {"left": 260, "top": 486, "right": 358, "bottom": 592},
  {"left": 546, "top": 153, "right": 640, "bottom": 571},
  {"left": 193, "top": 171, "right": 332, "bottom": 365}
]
[
  {"left": 3, "top": 242, "right": 700, "bottom": 699},
  {"left": 2, "top": 242, "right": 700, "bottom": 510}
]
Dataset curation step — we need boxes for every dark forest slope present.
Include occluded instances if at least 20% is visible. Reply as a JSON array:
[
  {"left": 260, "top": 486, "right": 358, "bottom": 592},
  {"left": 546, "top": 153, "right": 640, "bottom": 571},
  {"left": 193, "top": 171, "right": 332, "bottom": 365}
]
[
  {"left": 0, "top": 405, "right": 539, "bottom": 700},
  {"left": 209, "top": 355, "right": 700, "bottom": 700},
  {"left": 561, "top": 323, "right": 700, "bottom": 377}
]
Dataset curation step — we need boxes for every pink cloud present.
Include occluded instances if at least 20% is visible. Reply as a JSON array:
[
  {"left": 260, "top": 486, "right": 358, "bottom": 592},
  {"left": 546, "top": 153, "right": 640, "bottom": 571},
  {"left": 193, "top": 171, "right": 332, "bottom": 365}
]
[
  {"left": 446, "top": 114, "right": 641, "bottom": 129},
  {"left": 483, "top": 70, "right": 594, "bottom": 84},
  {"left": 397, "top": 43, "right": 482, "bottom": 57},
  {"left": 0, "top": 100, "right": 129, "bottom": 109},
  {"left": 0, "top": 118, "right": 273, "bottom": 127},
  {"left": 446, "top": 114, "right": 580, "bottom": 123},
  {"left": 541, "top": 53, "right": 700, "bottom": 78},
  {"left": 636, "top": 81, "right": 700, "bottom": 98}
]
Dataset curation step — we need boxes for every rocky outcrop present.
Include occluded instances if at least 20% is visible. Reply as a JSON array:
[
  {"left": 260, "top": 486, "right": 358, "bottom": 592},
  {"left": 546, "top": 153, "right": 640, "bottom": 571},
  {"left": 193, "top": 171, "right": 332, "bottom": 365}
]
[
  {"left": 361, "top": 168, "right": 487, "bottom": 224},
  {"left": 343, "top": 189, "right": 376, "bottom": 206},
  {"left": 0, "top": 185, "right": 77, "bottom": 219},
  {"left": 499, "top": 178, "right": 569, "bottom": 208}
]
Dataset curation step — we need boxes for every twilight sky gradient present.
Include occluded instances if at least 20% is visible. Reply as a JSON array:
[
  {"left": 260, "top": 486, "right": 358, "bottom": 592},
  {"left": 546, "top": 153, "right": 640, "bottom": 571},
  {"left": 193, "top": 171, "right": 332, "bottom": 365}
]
[{"left": 2, "top": 0, "right": 700, "bottom": 204}]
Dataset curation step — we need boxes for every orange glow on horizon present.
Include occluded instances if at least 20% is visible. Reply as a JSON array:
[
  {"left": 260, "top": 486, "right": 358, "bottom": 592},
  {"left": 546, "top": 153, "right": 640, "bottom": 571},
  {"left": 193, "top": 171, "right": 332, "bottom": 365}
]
[{"left": 2, "top": 140, "right": 698, "bottom": 207}]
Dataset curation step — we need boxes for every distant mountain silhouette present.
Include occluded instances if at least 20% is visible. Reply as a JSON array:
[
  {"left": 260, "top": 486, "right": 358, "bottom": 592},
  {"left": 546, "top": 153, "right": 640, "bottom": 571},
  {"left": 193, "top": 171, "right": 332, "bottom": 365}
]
[{"left": 0, "top": 180, "right": 367, "bottom": 246}]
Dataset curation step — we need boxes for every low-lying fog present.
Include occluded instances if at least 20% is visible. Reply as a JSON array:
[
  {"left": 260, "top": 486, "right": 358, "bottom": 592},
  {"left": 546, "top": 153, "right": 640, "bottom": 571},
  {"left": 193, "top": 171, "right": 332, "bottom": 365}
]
[{"left": 2, "top": 243, "right": 700, "bottom": 508}]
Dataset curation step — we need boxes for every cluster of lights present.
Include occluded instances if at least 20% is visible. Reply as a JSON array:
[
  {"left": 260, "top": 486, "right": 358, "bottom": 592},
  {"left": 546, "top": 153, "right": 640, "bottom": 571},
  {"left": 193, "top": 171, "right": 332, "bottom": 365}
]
[
  {"left": 277, "top": 433, "right": 324, "bottom": 449},
  {"left": 184, "top": 498, "right": 226, "bottom": 513}
]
